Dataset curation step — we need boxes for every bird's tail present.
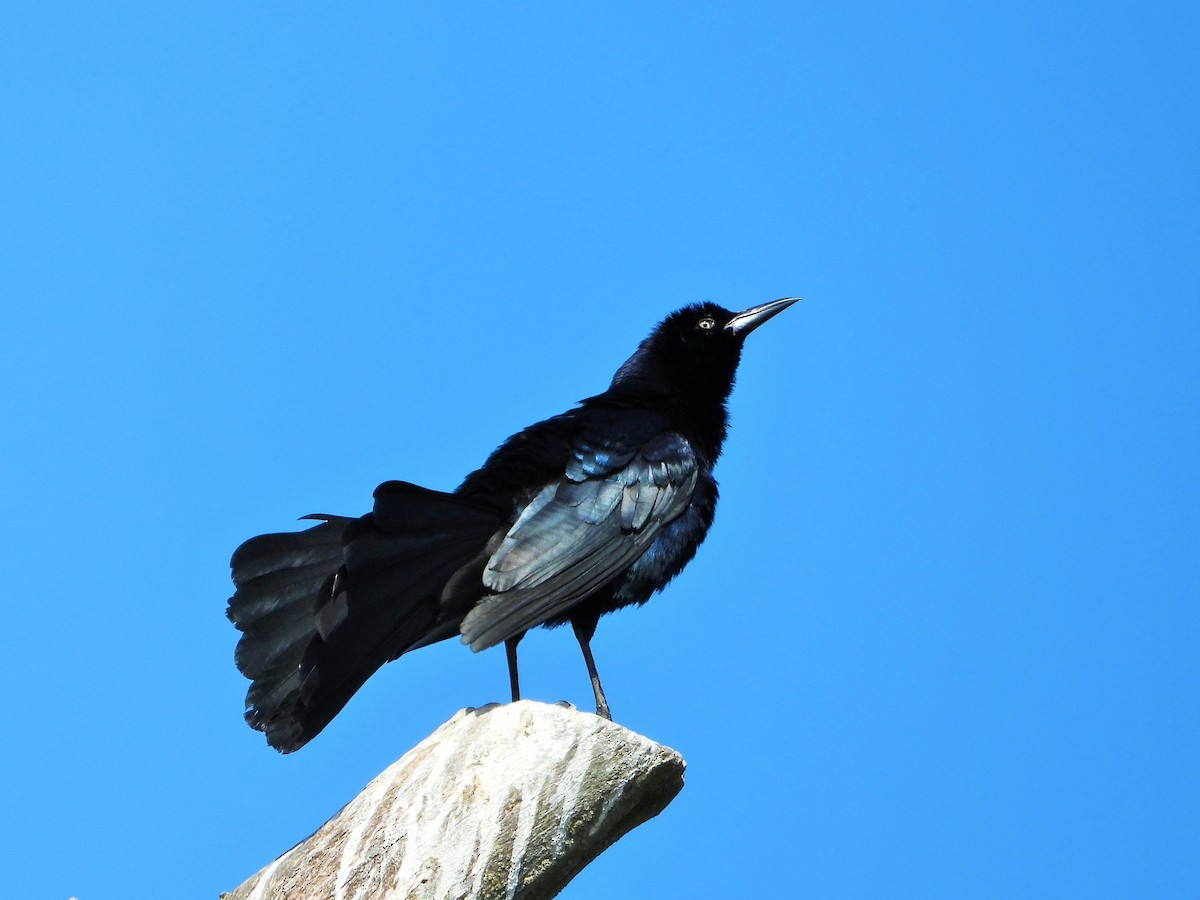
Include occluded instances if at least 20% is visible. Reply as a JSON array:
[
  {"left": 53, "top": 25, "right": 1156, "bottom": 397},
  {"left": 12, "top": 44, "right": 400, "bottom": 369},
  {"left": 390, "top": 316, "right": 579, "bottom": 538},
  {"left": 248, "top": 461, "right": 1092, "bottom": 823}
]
[{"left": 227, "top": 482, "right": 503, "bottom": 752}]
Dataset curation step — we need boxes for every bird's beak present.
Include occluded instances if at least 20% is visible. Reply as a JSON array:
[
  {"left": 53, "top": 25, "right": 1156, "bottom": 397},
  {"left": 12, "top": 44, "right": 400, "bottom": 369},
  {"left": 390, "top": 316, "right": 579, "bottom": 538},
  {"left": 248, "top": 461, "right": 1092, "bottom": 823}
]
[{"left": 724, "top": 297, "right": 802, "bottom": 336}]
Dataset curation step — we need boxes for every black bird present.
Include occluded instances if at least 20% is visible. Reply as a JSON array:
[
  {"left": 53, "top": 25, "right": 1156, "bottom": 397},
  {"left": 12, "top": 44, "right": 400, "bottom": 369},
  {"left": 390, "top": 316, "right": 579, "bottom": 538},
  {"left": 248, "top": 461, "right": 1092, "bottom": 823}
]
[{"left": 228, "top": 297, "right": 799, "bottom": 752}]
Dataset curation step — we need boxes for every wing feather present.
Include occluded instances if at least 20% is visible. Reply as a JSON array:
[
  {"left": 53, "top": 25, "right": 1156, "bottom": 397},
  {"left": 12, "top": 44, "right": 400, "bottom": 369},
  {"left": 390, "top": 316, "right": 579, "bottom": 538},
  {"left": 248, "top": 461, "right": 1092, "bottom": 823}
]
[{"left": 461, "top": 431, "right": 698, "bottom": 650}]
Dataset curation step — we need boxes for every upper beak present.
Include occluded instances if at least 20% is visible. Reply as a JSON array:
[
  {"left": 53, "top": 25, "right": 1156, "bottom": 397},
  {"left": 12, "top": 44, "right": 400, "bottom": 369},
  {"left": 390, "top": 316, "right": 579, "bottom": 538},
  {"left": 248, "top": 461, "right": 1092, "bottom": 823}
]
[{"left": 724, "top": 297, "right": 802, "bottom": 336}]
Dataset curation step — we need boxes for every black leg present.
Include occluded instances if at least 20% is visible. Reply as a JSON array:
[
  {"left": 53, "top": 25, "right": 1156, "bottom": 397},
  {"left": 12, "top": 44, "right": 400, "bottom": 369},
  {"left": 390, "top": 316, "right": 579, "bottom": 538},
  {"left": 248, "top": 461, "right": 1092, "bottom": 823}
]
[
  {"left": 571, "top": 615, "right": 611, "bottom": 720},
  {"left": 505, "top": 635, "right": 523, "bottom": 703}
]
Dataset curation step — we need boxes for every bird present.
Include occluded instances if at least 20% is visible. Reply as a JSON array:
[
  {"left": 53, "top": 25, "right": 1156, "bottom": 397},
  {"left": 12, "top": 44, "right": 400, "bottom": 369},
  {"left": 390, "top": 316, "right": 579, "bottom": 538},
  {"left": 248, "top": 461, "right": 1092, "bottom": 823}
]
[{"left": 228, "top": 297, "right": 799, "bottom": 752}]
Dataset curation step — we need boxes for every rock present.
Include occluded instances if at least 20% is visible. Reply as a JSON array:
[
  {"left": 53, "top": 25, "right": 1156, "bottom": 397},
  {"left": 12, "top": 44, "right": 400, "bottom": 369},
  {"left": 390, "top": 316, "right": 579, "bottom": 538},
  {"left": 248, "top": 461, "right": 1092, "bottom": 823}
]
[{"left": 223, "top": 700, "right": 686, "bottom": 900}]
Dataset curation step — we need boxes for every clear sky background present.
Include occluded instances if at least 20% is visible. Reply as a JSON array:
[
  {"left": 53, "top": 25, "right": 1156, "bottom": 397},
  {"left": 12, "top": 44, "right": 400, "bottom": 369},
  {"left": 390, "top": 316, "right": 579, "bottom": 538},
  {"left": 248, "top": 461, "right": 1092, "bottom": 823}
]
[{"left": 3, "top": 3, "right": 1197, "bottom": 898}]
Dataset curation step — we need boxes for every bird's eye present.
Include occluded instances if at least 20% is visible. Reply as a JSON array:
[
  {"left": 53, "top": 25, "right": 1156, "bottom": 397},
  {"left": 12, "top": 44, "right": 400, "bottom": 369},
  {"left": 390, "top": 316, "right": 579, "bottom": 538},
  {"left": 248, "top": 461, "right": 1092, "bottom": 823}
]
[{"left": 697, "top": 317, "right": 716, "bottom": 330}]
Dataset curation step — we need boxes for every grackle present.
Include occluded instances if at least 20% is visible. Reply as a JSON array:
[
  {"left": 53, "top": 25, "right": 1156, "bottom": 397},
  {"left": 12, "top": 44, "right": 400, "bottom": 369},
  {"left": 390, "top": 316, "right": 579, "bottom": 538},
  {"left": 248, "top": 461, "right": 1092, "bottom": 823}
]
[{"left": 228, "top": 297, "right": 799, "bottom": 751}]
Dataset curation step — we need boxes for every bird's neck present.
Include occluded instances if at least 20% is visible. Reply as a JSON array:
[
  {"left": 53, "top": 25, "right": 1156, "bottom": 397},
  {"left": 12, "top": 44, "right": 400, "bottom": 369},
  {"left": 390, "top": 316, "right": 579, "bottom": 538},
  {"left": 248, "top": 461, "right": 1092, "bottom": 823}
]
[
  {"left": 603, "top": 380, "right": 731, "bottom": 466},
  {"left": 605, "top": 336, "right": 738, "bottom": 465},
  {"left": 675, "top": 390, "right": 730, "bottom": 467}
]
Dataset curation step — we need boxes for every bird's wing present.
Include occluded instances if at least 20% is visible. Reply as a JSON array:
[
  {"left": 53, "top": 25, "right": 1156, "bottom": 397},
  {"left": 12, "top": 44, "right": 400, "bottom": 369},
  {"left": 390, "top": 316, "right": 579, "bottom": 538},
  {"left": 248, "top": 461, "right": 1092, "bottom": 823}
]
[{"left": 459, "top": 430, "right": 698, "bottom": 650}]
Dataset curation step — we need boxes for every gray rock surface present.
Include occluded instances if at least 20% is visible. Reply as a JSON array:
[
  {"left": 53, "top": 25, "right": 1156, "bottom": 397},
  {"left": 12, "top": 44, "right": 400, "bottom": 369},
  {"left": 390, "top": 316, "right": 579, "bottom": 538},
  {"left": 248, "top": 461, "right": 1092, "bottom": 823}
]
[{"left": 223, "top": 701, "right": 685, "bottom": 900}]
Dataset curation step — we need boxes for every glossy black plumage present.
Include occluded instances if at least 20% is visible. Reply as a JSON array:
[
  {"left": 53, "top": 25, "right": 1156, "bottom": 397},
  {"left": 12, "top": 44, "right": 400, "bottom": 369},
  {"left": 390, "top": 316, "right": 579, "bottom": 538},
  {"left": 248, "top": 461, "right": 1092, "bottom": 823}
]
[{"left": 228, "top": 297, "right": 798, "bottom": 752}]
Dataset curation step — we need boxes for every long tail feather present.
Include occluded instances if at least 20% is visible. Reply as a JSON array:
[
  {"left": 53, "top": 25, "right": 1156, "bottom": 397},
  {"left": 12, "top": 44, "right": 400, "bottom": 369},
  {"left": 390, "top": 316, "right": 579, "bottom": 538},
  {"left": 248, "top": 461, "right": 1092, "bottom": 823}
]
[{"left": 228, "top": 485, "right": 503, "bottom": 752}]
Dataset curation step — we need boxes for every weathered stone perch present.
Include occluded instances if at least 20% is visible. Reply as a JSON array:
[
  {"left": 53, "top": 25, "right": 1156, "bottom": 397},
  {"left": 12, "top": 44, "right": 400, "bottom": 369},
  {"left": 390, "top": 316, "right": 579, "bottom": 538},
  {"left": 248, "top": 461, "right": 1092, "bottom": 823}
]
[{"left": 223, "top": 700, "right": 686, "bottom": 900}]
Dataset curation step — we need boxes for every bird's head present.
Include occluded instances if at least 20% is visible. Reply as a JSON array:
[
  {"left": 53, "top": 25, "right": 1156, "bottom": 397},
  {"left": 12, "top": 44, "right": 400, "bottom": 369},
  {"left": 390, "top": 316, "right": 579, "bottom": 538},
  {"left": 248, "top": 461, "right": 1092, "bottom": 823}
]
[{"left": 609, "top": 297, "right": 800, "bottom": 401}]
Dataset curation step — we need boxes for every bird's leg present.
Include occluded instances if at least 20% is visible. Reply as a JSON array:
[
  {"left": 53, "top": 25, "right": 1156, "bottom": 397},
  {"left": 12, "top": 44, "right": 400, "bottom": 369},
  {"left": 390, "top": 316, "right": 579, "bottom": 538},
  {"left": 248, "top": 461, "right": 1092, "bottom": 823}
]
[
  {"left": 505, "top": 635, "right": 523, "bottom": 703},
  {"left": 571, "top": 616, "right": 611, "bottom": 720}
]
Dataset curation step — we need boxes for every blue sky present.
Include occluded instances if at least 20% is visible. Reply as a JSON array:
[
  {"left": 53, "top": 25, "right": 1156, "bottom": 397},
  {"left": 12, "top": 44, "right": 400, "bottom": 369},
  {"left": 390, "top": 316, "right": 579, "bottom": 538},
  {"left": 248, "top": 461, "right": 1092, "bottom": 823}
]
[{"left": 3, "top": 3, "right": 1197, "bottom": 898}]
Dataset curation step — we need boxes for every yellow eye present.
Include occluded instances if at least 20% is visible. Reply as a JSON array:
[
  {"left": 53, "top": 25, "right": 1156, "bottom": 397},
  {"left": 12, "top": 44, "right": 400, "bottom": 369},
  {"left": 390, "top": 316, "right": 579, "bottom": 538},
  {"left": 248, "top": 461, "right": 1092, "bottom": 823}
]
[{"left": 698, "top": 317, "right": 716, "bottom": 330}]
